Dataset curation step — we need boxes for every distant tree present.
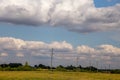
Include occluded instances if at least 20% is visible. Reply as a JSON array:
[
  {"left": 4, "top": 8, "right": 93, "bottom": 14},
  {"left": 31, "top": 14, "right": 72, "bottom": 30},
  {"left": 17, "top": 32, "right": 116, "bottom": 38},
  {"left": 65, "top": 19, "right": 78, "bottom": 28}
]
[
  {"left": 0, "top": 64, "right": 9, "bottom": 68},
  {"left": 57, "top": 65, "right": 64, "bottom": 68},
  {"left": 34, "top": 65, "right": 38, "bottom": 68},
  {"left": 24, "top": 61, "right": 29, "bottom": 67},
  {"left": 65, "top": 65, "right": 76, "bottom": 70},
  {"left": 21, "top": 61, "right": 34, "bottom": 71},
  {"left": 56, "top": 65, "right": 66, "bottom": 71},
  {"left": 46, "top": 66, "right": 51, "bottom": 69},
  {"left": 84, "top": 66, "right": 97, "bottom": 71},
  {"left": 38, "top": 64, "right": 47, "bottom": 69},
  {"left": 111, "top": 69, "right": 120, "bottom": 74},
  {"left": 77, "top": 65, "right": 82, "bottom": 69},
  {"left": 9, "top": 63, "right": 22, "bottom": 68}
]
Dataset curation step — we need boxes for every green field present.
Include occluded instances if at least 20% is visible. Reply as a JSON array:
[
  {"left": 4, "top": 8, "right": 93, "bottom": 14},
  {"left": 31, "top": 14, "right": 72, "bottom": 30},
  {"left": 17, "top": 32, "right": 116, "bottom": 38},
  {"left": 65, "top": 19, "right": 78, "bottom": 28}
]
[{"left": 0, "top": 71, "right": 119, "bottom": 80}]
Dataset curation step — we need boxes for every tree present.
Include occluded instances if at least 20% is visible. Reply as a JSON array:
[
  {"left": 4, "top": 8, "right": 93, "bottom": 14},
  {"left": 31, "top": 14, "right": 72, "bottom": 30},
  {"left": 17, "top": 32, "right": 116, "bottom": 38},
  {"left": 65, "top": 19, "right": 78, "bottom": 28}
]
[
  {"left": 9, "top": 63, "right": 22, "bottom": 68},
  {"left": 65, "top": 65, "right": 76, "bottom": 70},
  {"left": 56, "top": 65, "right": 66, "bottom": 71},
  {"left": 38, "top": 64, "right": 46, "bottom": 69},
  {"left": 24, "top": 61, "right": 29, "bottom": 67},
  {"left": 84, "top": 66, "right": 97, "bottom": 71},
  {"left": 0, "top": 64, "right": 9, "bottom": 68}
]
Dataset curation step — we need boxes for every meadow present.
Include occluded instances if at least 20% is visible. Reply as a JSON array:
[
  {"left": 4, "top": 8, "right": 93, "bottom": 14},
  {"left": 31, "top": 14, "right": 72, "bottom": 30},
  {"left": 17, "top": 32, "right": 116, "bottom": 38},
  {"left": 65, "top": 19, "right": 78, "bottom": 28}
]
[{"left": 0, "top": 71, "right": 120, "bottom": 80}]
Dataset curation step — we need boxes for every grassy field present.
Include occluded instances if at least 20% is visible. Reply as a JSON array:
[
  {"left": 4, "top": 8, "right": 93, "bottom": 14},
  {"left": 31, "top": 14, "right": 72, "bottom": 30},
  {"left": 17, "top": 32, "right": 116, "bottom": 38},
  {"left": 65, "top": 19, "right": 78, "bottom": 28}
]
[{"left": 0, "top": 71, "right": 120, "bottom": 80}]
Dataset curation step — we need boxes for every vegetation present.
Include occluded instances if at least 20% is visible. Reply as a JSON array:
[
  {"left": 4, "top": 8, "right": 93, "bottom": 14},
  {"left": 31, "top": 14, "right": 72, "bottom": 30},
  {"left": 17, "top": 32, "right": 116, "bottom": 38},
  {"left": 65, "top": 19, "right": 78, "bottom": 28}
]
[
  {"left": 0, "top": 62, "right": 35, "bottom": 71},
  {"left": 0, "top": 62, "right": 119, "bottom": 80},
  {"left": 0, "top": 62, "right": 120, "bottom": 74},
  {"left": 0, "top": 71, "right": 120, "bottom": 80}
]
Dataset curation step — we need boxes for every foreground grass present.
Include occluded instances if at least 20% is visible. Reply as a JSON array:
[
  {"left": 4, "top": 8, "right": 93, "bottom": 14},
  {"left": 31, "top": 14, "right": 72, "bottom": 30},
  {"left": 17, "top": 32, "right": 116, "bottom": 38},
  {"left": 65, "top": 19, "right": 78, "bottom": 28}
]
[{"left": 0, "top": 71, "right": 120, "bottom": 80}]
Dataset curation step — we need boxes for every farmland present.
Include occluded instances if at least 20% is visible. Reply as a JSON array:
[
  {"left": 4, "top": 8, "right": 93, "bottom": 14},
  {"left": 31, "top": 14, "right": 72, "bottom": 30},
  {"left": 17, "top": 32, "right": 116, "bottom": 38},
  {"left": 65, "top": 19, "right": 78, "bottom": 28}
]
[{"left": 0, "top": 71, "right": 120, "bottom": 80}]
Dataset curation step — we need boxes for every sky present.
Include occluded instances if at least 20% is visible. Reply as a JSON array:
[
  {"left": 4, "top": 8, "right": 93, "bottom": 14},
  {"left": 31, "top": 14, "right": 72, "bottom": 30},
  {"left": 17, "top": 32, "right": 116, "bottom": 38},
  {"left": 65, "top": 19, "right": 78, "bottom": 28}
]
[{"left": 0, "top": 0, "right": 120, "bottom": 69}]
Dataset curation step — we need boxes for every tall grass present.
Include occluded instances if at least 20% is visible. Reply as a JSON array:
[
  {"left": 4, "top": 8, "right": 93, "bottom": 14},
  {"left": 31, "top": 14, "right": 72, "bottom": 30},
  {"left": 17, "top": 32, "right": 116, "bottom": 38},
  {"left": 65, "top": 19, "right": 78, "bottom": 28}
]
[{"left": 0, "top": 71, "right": 119, "bottom": 80}]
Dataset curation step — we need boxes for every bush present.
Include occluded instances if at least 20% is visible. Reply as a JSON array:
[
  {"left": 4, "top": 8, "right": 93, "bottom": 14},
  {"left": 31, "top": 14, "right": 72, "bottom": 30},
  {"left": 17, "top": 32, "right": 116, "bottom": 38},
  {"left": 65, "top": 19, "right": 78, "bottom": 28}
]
[
  {"left": 56, "top": 65, "right": 66, "bottom": 71},
  {"left": 111, "top": 69, "right": 120, "bottom": 74}
]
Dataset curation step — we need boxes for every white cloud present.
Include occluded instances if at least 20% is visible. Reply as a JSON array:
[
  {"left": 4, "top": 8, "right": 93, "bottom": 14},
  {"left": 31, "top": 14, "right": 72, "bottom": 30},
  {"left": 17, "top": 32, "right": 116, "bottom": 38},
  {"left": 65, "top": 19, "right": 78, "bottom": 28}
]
[
  {"left": 0, "top": 37, "right": 26, "bottom": 50},
  {"left": 77, "top": 45, "right": 120, "bottom": 56},
  {"left": 0, "top": 37, "right": 73, "bottom": 56},
  {"left": 49, "top": 41, "right": 73, "bottom": 50},
  {"left": 76, "top": 45, "right": 120, "bottom": 68},
  {"left": 0, "top": 37, "right": 120, "bottom": 68},
  {"left": 0, "top": 52, "right": 8, "bottom": 57},
  {"left": 79, "top": 56, "right": 86, "bottom": 60},
  {"left": 98, "top": 44, "right": 120, "bottom": 56},
  {"left": 16, "top": 53, "right": 24, "bottom": 57},
  {"left": 77, "top": 45, "right": 96, "bottom": 54},
  {"left": 0, "top": 0, "right": 120, "bottom": 33}
]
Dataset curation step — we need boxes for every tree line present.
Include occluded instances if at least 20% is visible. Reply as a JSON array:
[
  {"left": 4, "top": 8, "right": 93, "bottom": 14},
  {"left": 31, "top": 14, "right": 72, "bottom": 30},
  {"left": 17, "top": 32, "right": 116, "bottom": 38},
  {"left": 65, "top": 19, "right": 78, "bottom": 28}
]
[{"left": 0, "top": 62, "right": 120, "bottom": 74}]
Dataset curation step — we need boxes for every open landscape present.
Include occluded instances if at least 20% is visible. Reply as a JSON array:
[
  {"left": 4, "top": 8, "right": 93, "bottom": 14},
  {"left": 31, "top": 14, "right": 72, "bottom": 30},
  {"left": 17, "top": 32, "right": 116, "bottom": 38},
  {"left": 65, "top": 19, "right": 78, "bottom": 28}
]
[
  {"left": 0, "top": 0, "right": 120, "bottom": 80},
  {"left": 0, "top": 62, "right": 119, "bottom": 80},
  {"left": 0, "top": 71, "right": 120, "bottom": 80}
]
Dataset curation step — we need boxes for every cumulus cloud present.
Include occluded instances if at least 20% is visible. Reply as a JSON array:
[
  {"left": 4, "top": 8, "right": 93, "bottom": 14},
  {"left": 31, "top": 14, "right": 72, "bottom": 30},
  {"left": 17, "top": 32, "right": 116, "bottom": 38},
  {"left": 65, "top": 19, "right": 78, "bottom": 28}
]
[
  {"left": 0, "top": 37, "right": 74, "bottom": 65},
  {"left": 16, "top": 53, "right": 24, "bottom": 57},
  {"left": 77, "top": 45, "right": 96, "bottom": 54},
  {"left": 77, "top": 44, "right": 120, "bottom": 57},
  {"left": 77, "top": 45, "right": 120, "bottom": 68},
  {"left": 0, "top": 0, "right": 120, "bottom": 33},
  {"left": 98, "top": 45, "right": 120, "bottom": 56},
  {"left": 0, "top": 37, "right": 73, "bottom": 56},
  {"left": 0, "top": 52, "right": 8, "bottom": 57},
  {"left": 0, "top": 37, "right": 120, "bottom": 68}
]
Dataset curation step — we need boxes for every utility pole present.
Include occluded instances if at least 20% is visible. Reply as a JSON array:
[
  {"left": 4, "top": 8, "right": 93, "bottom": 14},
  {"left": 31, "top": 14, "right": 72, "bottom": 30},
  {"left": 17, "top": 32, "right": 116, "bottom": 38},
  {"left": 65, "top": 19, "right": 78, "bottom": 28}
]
[
  {"left": 76, "top": 56, "right": 79, "bottom": 71},
  {"left": 51, "top": 48, "right": 54, "bottom": 71},
  {"left": 89, "top": 61, "right": 92, "bottom": 71},
  {"left": 109, "top": 64, "right": 111, "bottom": 74},
  {"left": 109, "top": 64, "right": 110, "bottom": 70},
  {"left": 76, "top": 56, "right": 79, "bottom": 67}
]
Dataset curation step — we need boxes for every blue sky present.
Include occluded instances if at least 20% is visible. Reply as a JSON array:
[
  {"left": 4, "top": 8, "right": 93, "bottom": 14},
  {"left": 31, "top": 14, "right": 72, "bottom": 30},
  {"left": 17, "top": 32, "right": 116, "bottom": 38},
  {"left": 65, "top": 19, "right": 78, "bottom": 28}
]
[
  {"left": 0, "top": 0, "right": 119, "bottom": 47},
  {"left": 0, "top": 24, "right": 118, "bottom": 47},
  {"left": 94, "top": 0, "right": 120, "bottom": 7},
  {"left": 0, "top": 0, "right": 120, "bottom": 68}
]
